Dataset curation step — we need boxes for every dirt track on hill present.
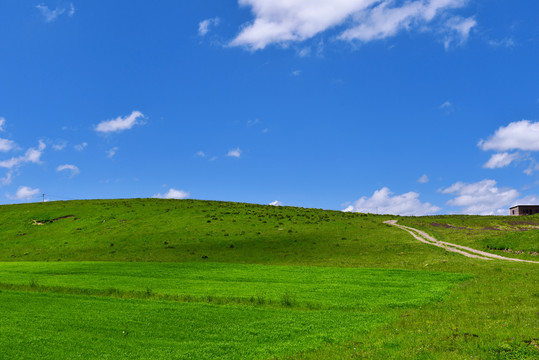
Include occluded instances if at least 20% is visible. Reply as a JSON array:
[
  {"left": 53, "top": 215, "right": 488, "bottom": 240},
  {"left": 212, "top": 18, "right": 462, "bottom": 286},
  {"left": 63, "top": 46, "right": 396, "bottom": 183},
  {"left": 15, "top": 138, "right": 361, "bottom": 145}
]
[{"left": 384, "top": 220, "right": 539, "bottom": 264}]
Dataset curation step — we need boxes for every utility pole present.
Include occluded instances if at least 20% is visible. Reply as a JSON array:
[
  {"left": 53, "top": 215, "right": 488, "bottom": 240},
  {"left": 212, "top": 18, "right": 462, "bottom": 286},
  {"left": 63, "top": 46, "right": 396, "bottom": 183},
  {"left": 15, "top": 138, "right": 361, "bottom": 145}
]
[{"left": 42, "top": 193, "right": 45, "bottom": 203}]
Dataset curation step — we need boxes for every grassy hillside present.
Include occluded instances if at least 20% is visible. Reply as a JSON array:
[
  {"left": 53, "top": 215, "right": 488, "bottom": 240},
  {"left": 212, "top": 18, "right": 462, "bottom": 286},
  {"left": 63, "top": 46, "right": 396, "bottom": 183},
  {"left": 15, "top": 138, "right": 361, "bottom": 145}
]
[
  {"left": 0, "top": 199, "right": 538, "bottom": 359},
  {"left": 1, "top": 198, "right": 423, "bottom": 267}
]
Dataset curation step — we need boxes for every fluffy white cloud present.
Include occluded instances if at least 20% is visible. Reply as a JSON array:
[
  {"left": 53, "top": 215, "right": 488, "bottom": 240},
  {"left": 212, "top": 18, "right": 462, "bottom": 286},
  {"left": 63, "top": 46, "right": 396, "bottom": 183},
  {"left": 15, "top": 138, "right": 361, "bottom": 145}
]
[
  {"left": 231, "top": 0, "right": 472, "bottom": 50},
  {"left": 483, "top": 152, "right": 520, "bottom": 169},
  {"left": 36, "top": 3, "right": 75, "bottom": 22},
  {"left": 0, "top": 117, "right": 5, "bottom": 131},
  {"left": 153, "top": 188, "right": 190, "bottom": 199},
  {"left": 479, "top": 120, "right": 539, "bottom": 152},
  {"left": 0, "top": 140, "right": 46, "bottom": 169},
  {"left": 0, "top": 139, "right": 16, "bottom": 152},
  {"left": 514, "top": 195, "right": 539, "bottom": 207},
  {"left": 95, "top": 111, "right": 144, "bottom": 133},
  {"left": 56, "top": 164, "right": 80, "bottom": 176},
  {"left": 199, "top": 17, "right": 220, "bottom": 36},
  {"left": 440, "top": 179, "right": 519, "bottom": 215},
  {"left": 343, "top": 187, "right": 441, "bottom": 216},
  {"left": 418, "top": 174, "right": 429, "bottom": 183},
  {"left": 227, "top": 148, "right": 242, "bottom": 158},
  {"left": 7, "top": 186, "right": 40, "bottom": 201},
  {"left": 269, "top": 200, "right": 283, "bottom": 206}
]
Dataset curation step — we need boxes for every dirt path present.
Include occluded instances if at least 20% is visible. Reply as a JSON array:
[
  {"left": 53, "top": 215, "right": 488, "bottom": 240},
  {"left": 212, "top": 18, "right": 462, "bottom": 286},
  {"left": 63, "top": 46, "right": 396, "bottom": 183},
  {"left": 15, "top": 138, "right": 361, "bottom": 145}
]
[{"left": 384, "top": 220, "right": 539, "bottom": 264}]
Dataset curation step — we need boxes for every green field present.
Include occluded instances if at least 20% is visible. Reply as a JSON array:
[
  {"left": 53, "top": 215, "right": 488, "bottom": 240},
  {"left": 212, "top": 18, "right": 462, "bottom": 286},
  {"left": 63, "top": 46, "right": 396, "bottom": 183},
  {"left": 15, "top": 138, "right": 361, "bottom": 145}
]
[
  {"left": 0, "top": 199, "right": 538, "bottom": 359},
  {"left": 0, "top": 263, "right": 464, "bottom": 360}
]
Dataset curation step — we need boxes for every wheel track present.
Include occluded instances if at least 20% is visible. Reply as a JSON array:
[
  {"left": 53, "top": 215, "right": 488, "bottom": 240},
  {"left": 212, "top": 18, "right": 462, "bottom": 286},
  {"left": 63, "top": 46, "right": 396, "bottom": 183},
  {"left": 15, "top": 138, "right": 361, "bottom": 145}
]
[{"left": 384, "top": 220, "right": 539, "bottom": 263}]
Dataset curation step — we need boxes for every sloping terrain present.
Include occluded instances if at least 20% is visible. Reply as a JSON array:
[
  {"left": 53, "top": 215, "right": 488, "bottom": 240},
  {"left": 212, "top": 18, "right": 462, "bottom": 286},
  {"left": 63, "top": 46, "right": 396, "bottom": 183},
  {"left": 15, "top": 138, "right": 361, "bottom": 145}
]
[{"left": 0, "top": 199, "right": 538, "bottom": 359}]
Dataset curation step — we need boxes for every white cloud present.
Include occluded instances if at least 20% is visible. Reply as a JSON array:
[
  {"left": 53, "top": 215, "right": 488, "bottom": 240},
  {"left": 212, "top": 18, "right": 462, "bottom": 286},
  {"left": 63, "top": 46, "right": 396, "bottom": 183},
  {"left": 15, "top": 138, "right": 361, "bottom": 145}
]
[
  {"left": 7, "top": 186, "right": 40, "bottom": 201},
  {"left": 56, "top": 164, "right": 80, "bottom": 176},
  {"left": 227, "top": 147, "right": 242, "bottom": 158},
  {"left": 199, "top": 17, "right": 220, "bottom": 36},
  {"left": 107, "top": 147, "right": 119, "bottom": 158},
  {"left": 95, "top": 111, "right": 144, "bottom": 134},
  {"left": 269, "top": 200, "right": 283, "bottom": 206},
  {"left": 74, "top": 142, "right": 87, "bottom": 151},
  {"left": 231, "top": 0, "right": 472, "bottom": 50},
  {"left": 0, "top": 140, "right": 46, "bottom": 169},
  {"left": 36, "top": 3, "right": 75, "bottom": 22},
  {"left": 483, "top": 152, "right": 520, "bottom": 169},
  {"left": 440, "top": 101, "right": 452, "bottom": 109},
  {"left": 52, "top": 141, "right": 67, "bottom": 151},
  {"left": 196, "top": 151, "right": 217, "bottom": 161},
  {"left": 247, "top": 119, "right": 261, "bottom": 127},
  {"left": 524, "top": 161, "right": 539, "bottom": 176},
  {"left": 298, "top": 47, "right": 311, "bottom": 57},
  {"left": 513, "top": 195, "right": 539, "bottom": 207},
  {"left": 0, "top": 139, "right": 16, "bottom": 152},
  {"left": 479, "top": 120, "right": 539, "bottom": 152},
  {"left": 153, "top": 188, "right": 190, "bottom": 199},
  {"left": 418, "top": 174, "right": 429, "bottom": 183},
  {"left": 343, "top": 187, "right": 441, "bottom": 216},
  {"left": 440, "top": 179, "right": 519, "bottom": 215},
  {"left": 488, "top": 37, "right": 515, "bottom": 48},
  {"left": 0, "top": 117, "right": 5, "bottom": 131},
  {"left": 479, "top": 120, "right": 539, "bottom": 174},
  {"left": 291, "top": 70, "right": 301, "bottom": 76},
  {"left": 1, "top": 170, "right": 14, "bottom": 185},
  {"left": 443, "top": 16, "right": 476, "bottom": 49}
]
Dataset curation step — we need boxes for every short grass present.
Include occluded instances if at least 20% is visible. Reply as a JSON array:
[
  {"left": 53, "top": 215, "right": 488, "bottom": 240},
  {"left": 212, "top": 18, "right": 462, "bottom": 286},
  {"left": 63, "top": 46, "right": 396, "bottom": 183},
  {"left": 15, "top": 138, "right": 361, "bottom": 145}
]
[
  {"left": 1, "top": 199, "right": 406, "bottom": 266},
  {"left": 0, "top": 263, "right": 465, "bottom": 359},
  {"left": 0, "top": 290, "right": 386, "bottom": 360},
  {"left": 1, "top": 199, "right": 539, "bottom": 359},
  {"left": 0, "top": 262, "right": 467, "bottom": 310}
]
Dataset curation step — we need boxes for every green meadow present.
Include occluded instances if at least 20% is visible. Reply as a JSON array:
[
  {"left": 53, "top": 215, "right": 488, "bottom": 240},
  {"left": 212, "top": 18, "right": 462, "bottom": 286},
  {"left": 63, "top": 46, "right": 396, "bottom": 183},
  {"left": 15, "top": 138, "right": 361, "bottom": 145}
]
[{"left": 0, "top": 199, "right": 538, "bottom": 359}]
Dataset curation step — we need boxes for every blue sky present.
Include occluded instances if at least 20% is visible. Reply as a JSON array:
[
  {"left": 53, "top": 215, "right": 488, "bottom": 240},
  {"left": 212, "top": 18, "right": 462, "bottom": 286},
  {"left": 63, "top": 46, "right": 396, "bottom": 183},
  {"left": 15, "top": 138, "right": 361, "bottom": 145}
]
[{"left": 1, "top": 0, "right": 538, "bottom": 215}]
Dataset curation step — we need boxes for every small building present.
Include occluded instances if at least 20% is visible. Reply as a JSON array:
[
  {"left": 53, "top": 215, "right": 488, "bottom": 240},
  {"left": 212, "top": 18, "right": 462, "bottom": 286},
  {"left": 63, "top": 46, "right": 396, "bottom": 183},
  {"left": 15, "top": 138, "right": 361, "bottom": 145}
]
[{"left": 509, "top": 205, "right": 539, "bottom": 216}]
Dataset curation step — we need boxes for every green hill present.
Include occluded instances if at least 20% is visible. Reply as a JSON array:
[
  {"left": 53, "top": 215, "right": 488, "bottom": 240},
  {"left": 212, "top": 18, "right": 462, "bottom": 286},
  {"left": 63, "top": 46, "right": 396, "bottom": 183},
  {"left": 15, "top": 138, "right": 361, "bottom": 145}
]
[
  {"left": 2, "top": 198, "right": 410, "bottom": 265},
  {"left": 0, "top": 199, "right": 538, "bottom": 359}
]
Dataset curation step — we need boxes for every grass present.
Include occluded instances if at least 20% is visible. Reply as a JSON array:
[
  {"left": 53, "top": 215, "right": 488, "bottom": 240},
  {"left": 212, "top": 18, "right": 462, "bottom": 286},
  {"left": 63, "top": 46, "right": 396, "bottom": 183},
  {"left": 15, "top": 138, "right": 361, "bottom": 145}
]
[
  {"left": 0, "top": 199, "right": 538, "bottom": 359},
  {"left": 0, "top": 262, "right": 467, "bottom": 310},
  {"left": 1, "top": 198, "right": 403, "bottom": 265},
  {"left": 0, "top": 290, "right": 387, "bottom": 360},
  {"left": 0, "top": 263, "right": 465, "bottom": 359}
]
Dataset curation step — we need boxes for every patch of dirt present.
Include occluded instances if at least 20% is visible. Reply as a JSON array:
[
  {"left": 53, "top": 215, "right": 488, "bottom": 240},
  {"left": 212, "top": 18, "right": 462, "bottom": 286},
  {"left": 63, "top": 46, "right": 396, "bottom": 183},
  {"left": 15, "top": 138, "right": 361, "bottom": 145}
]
[{"left": 32, "top": 215, "right": 75, "bottom": 225}]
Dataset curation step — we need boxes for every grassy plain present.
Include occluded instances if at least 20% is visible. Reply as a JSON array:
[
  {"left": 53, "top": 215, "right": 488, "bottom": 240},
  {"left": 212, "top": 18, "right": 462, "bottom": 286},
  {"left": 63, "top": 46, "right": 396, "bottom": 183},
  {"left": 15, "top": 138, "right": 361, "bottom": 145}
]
[
  {"left": 0, "top": 199, "right": 538, "bottom": 359},
  {"left": 1, "top": 290, "right": 387, "bottom": 360},
  {"left": 0, "top": 262, "right": 466, "bottom": 310}
]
